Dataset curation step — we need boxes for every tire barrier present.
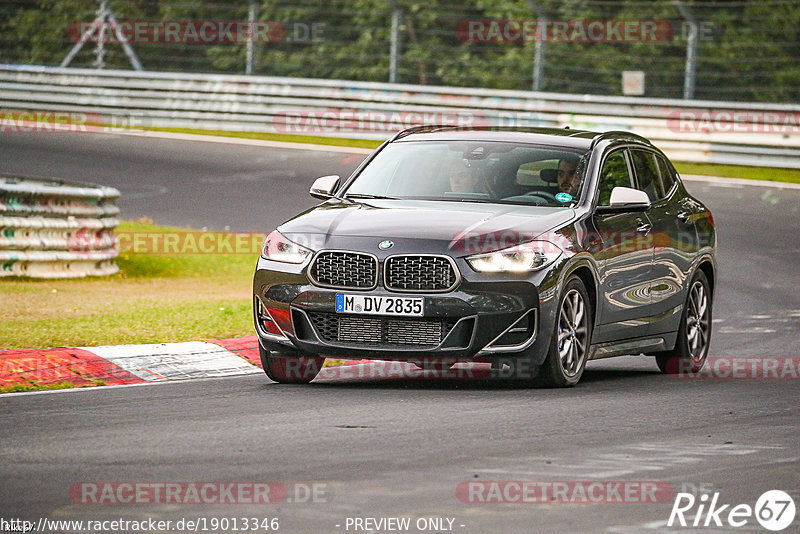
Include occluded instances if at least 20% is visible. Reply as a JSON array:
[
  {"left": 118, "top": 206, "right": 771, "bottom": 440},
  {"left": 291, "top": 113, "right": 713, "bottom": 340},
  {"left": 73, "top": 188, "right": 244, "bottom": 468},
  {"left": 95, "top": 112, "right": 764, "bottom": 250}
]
[{"left": 0, "top": 174, "right": 120, "bottom": 278}]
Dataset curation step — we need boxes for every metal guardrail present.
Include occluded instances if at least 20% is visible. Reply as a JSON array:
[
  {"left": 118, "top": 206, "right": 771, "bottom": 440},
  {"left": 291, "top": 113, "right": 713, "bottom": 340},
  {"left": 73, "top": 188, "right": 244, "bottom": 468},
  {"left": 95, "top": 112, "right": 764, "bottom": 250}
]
[
  {"left": 0, "top": 174, "right": 119, "bottom": 278},
  {"left": 0, "top": 63, "right": 798, "bottom": 168}
]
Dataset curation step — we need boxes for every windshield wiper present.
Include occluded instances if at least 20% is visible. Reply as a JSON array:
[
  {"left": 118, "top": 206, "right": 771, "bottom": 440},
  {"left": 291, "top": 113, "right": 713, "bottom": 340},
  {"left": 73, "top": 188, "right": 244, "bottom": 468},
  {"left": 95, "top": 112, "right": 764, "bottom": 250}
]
[
  {"left": 454, "top": 198, "right": 494, "bottom": 203},
  {"left": 435, "top": 197, "right": 494, "bottom": 204},
  {"left": 344, "top": 193, "right": 400, "bottom": 200}
]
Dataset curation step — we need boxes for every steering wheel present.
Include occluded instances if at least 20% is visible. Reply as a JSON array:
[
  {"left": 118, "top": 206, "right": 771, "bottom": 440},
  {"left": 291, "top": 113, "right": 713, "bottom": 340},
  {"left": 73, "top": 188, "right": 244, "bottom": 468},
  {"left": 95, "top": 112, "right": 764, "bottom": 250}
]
[{"left": 523, "top": 190, "right": 558, "bottom": 202}]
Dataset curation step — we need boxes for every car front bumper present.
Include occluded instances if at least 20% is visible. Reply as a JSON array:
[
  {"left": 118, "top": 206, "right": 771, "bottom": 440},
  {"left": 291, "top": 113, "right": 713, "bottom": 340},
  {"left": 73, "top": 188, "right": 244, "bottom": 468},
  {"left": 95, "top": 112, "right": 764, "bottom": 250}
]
[{"left": 253, "top": 255, "right": 562, "bottom": 365}]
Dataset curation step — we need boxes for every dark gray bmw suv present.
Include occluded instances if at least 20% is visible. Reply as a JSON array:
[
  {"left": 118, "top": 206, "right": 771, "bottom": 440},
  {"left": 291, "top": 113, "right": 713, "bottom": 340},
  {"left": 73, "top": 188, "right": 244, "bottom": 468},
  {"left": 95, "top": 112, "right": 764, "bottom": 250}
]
[{"left": 253, "top": 127, "right": 716, "bottom": 387}]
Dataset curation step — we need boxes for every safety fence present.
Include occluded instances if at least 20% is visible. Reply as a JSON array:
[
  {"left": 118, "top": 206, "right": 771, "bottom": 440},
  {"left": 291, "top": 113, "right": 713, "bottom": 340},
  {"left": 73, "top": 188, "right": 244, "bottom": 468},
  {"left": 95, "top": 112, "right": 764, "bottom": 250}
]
[
  {"left": 0, "top": 64, "right": 798, "bottom": 168},
  {"left": 0, "top": 174, "right": 120, "bottom": 278}
]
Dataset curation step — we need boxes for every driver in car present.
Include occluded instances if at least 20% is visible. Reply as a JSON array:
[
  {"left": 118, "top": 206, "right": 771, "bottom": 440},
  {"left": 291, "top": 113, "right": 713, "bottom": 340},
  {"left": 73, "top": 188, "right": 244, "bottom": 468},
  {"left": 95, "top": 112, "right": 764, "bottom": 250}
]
[{"left": 557, "top": 155, "right": 580, "bottom": 195}]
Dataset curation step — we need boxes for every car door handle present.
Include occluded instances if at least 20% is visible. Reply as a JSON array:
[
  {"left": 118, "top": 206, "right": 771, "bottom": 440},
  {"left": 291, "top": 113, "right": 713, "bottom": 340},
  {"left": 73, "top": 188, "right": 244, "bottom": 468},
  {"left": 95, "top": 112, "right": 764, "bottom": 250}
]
[{"left": 636, "top": 221, "right": 652, "bottom": 235}]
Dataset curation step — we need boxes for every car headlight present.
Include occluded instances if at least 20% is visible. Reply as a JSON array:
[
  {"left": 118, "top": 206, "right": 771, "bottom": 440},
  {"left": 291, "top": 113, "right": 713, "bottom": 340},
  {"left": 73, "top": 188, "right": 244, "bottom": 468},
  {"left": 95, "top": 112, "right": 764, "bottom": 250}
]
[
  {"left": 260, "top": 231, "right": 312, "bottom": 264},
  {"left": 466, "top": 240, "right": 562, "bottom": 272}
]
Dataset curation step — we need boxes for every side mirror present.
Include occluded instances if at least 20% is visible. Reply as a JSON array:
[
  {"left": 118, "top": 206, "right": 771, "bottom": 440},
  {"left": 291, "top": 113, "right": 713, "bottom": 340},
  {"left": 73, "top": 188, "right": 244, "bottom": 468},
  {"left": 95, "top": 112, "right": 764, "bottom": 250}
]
[
  {"left": 596, "top": 186, "right": 650, "bottom": 213},
  {"left": 309, "top": 175, "right": 340, "bottom": 199}
]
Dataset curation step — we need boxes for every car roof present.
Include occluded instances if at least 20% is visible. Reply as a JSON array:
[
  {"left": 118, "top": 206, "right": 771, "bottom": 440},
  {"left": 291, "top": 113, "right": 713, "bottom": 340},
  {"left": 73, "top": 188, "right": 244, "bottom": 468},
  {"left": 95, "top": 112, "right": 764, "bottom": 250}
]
[{"left": 392, "top": 126, "right": 652, "bottom": 151}]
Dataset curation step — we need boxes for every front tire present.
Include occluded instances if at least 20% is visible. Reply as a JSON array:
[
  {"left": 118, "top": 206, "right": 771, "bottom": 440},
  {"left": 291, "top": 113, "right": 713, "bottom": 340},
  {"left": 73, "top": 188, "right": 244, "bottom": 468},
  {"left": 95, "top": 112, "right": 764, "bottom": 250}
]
[
  {"left": 536, "top": 275, "right": 592, "bottom": 388},
  {"left": 656, "top": 270, "right": 712, "bottom": 375},
  {"left": 258, "top": 343, "right": 324, "bottom": 384}
]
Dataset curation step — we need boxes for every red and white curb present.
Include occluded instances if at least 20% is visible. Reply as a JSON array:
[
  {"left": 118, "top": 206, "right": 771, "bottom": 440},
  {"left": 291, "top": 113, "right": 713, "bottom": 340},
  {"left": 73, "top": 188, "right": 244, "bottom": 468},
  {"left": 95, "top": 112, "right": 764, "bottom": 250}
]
[
  {"left": 0, "top": 336, "right": 264, "bottom": 388},
  {"left": 83, "top": 341, "right": 262, "bottom": 382},
  {"left": 0, "top": 337, "right": 374, "bottom": 391}
]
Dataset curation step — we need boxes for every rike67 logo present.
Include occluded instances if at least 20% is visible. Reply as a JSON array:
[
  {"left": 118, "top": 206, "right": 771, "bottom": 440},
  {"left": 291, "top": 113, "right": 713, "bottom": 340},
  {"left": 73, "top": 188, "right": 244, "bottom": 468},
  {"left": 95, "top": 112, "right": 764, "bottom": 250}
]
[{"left": 668, "top": 490, "right": 796, "bottom": 531}]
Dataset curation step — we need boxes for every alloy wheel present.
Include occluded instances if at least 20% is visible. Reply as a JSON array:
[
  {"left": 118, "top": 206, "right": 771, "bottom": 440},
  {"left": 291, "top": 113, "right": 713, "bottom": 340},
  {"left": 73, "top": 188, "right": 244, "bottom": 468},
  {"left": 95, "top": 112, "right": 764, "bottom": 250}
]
[
  {"left": 686, "top": 280, "right": 710, "bottom": 363},
  {"left": 557, "top": 289, "right": 588, "bottom": 377}
]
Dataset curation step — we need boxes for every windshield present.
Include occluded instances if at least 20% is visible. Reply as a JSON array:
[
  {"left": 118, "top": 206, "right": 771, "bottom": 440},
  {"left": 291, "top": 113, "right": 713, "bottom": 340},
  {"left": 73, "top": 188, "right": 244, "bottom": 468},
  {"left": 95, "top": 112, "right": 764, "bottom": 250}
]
[{"left": 343, "top": 141, "right": 588, "bottom": 207}]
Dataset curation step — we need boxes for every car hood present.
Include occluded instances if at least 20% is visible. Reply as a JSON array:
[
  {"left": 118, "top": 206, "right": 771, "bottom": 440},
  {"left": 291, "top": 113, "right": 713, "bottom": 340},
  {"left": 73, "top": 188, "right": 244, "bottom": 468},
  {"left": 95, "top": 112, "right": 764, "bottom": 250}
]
[{"left": 278, "top": 199, "right": 576, "bottom": 255}]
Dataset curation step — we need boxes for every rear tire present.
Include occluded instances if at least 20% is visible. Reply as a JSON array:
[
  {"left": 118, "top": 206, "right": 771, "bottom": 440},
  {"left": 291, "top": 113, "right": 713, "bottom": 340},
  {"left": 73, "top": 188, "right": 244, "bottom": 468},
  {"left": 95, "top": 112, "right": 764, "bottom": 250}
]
[
  {"left": 656, "top": 270, "right": 712, "bottom": 375},
  {"left": 258, "top": 343, "right": 324, "bottom": 384},
  {"left": 536, "top": 275, "right": 592, "bottom": 388}
]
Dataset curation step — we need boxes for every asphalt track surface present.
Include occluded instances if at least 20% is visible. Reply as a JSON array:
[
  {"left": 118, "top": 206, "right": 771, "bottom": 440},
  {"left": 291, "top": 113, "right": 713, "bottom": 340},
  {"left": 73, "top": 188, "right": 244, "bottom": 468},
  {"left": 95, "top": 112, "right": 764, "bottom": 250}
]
[{"left": 1, "top": 132, "right": 799, "bottom": 533}]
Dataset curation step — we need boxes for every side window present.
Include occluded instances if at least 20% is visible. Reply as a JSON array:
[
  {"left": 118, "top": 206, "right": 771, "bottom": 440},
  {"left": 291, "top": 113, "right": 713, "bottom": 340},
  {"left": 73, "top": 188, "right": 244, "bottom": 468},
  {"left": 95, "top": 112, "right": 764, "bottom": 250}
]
[
  {"left": 655, "top": 156, "right": 677, "bottom": 196},
  {"left": 630, "top": 150, "right": 663, "bottom": 201},
  {"left": 597, "top": 151, "right": 632, "bottom": 206}
]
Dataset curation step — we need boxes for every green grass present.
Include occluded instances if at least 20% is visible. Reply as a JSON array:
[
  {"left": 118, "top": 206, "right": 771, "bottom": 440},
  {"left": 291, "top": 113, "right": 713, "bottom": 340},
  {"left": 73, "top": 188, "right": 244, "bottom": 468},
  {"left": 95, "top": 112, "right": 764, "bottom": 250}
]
[
  {"left": 0, "top": 381, "right": 75, "bottom": 393},
  {"left": 2, "top": 381, "right": 71, "bottom": 393},
  {"left": 1, "top": 220, "right": 258, "bottom": 350},
  {"left": 0, "top": 380, "right": 107, "bottom": 394},
  {"left": 147, "top": 127, "right": 382, "bottom": 150},
  {"left": 673, "top": 162, "right": 800, "bottom": 184}
]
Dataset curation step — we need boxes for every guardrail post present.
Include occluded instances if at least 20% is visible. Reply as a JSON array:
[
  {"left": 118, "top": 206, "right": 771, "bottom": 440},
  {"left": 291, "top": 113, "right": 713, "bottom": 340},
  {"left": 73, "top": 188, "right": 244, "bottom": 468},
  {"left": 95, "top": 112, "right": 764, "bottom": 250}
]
[
  {"left": 525, "top": 0, "right": 546, "bottom": 92},
  {"left": 388, "top": 0, "right": 402, "bottom": 83},
  {"left": 675, "top": 1, "right": 698, "bottom": 100},
  {"left": 246, "top": 0, "right": 259, "bottom": 75}
]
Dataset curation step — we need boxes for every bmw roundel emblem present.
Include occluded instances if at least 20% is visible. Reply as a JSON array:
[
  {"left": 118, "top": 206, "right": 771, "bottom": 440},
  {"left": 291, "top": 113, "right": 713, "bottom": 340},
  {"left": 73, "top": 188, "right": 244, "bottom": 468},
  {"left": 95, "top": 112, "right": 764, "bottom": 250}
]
[{"left": 378, "top": 240, "right": 394, "bottom": 250}]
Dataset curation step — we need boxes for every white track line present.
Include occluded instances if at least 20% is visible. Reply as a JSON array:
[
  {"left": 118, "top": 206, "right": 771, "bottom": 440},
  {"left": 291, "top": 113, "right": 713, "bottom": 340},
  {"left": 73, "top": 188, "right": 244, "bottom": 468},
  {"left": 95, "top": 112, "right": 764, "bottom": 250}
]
[
  {"left": 112, "top": 128, "right": 374, "bottom": 155},
  {"left": 0, "top": 375, "right": 254, "bottom": 398},
  {"left": 681, "top": 173, "right": 800, "bottom": 190}
]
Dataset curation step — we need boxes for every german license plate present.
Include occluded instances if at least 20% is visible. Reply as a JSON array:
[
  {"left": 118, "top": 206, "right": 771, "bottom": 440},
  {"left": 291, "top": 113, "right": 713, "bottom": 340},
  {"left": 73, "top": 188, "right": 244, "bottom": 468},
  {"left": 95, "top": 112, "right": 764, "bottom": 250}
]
[{"left": 336, "top": 294, "right": 424, "bottom": 316}]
